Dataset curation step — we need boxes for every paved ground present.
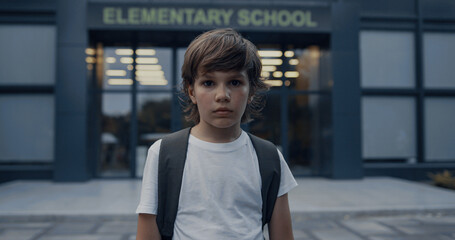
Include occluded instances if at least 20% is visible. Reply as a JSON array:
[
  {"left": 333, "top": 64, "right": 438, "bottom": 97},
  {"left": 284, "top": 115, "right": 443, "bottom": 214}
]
[
  {"left": 2, "top": 212, "right": 455, "bottom": 240},
  {"left": 1, "top": 177, "right": 455, "bottom": 239}
]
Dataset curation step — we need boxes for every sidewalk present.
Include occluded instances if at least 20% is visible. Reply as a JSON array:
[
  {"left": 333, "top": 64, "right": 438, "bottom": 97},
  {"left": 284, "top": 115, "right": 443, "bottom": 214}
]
[
  {"left": 1, "top": 177, "right": 455, "bottom": 240},
  {"left": 1, "top": 177, "right": 455, "bottom": 216}
]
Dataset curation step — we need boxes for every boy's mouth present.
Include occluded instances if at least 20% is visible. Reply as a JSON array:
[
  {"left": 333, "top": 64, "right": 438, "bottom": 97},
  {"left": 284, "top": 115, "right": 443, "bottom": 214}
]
[{"left": 213, "top": 108, "right": 232, "bottom": 114}]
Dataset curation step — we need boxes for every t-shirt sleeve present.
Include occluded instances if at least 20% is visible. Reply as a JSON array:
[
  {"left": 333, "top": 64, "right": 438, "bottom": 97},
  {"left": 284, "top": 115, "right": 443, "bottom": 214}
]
[
  {"left": 277, "top": 149, "right": 298, "bottom": 197},
  {"left": 136, "top": 140, "right": 162, "bottom": 214}
]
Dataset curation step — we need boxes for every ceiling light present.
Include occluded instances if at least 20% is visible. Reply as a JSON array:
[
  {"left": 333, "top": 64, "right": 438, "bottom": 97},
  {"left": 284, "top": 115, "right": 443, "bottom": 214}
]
[
  {"left": 115, "top": 49, "right": 133, "bottom": 55},
  {"left": 106, "top": 70, "right": 127, "bottom": 76},
  {"left": 136, "top": 49, "right": 156, "bottom": 55},
  {"left": 108, "top": 79, "right": 133, "bottom": 85},
  {"left": 136, "top": 58, "right": 158, "bottom": 64},
  {"left": 264, "top": 80, "right": 283, "bottom": 87},
  {"left": 285, "top": 71, "right": 299, "bottom": 78},
  {"left": 258, "top": 50, "right": 282, "bottom": 57},
  {"left": 261, "top": 59, "right": 283, "bottom": 65}
]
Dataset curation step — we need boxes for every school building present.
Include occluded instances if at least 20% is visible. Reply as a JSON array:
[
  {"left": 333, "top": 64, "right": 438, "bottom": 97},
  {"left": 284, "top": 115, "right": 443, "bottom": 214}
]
[{"left": 1, "top": 0, "right": 454, "bottom": 182}]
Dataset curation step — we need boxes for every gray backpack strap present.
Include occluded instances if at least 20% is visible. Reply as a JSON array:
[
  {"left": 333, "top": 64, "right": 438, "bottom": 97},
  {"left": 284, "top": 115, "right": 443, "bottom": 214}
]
[
  {"left": 248, "top": 133, "right": 281, "bottom": 227},
  {"left": 156, "top": 127, "right": 191, "bottom": 239}
]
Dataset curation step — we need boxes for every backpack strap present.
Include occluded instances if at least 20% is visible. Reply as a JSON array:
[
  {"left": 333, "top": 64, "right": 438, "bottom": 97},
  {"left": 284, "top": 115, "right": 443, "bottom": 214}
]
[
  {"left": 248, "top": 133, "right": 281, "bottom": 227},
  {"left": 156, "top": 127, "right": 191, "bottom": 239}
]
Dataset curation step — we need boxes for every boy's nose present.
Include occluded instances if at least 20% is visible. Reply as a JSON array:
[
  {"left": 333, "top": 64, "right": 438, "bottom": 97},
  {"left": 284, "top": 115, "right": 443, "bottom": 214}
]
[{"left": 215, "top": 86, "right": 230, "bottom": 102}]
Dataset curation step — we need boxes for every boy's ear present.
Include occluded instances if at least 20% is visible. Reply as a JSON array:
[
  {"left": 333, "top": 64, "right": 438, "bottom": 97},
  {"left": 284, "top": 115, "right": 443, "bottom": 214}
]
[{"left": 188, "top": 85, "right": 197, "bottom": 104}]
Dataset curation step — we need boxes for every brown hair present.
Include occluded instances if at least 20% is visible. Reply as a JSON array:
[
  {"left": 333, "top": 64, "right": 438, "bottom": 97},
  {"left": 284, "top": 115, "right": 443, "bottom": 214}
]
[{"left": 181, "top": 28, "right": 268, "bottom": 124}]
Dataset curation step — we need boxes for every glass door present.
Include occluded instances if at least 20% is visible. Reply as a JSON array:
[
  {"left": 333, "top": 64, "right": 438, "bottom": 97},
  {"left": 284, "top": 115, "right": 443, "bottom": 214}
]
[
  {"left": 98, "top": 46, "right": 134, "bottom": 177},
  {"left": 96, "top": 44, "right": 175, "bottom": 178},
  {"left": 249, "top": 44, "right": 332, "bottom": 176}
]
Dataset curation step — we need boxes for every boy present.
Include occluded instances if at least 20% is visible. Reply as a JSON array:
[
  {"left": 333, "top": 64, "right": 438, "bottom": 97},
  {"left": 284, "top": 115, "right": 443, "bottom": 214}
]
[{"left": 136, "top": 28, "right": 297, "bottom": 240}]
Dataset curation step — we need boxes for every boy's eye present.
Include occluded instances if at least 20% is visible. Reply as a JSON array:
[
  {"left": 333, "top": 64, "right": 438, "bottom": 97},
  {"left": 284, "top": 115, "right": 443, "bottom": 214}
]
[
  {"left": 202, "top": 81, "right": 214, "bottom": 87},
  {"left": 231, "top": 80, "right": 241, "bottom": 86}
]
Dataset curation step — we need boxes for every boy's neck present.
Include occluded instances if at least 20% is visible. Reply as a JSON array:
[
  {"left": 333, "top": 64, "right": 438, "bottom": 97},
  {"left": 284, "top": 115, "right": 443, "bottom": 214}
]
[{"left": 190, "top": 123, "right": 242, "bottom": 143}]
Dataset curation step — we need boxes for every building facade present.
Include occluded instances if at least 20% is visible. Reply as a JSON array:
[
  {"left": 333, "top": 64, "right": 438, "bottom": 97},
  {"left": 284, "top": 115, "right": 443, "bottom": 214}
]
[{"left": 0, "top": 0, "right": 454, "bottom": 182}]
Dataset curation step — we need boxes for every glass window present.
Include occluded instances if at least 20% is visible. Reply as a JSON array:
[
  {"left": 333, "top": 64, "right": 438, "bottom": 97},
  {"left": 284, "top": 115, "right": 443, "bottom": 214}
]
[
  {"left": 425, "top": 98, "right": 455, "bottom": 161},
  {"left": 360, "top": 31, "right": 415, "bottom": 88},
  {"left": 137, "top": 47, "right": 172, "bottom": 90},
  {"left": 257, "top": 46, "right": 330, "bottom": 90},
  {"left": 0, "top": 25, "right": 56, "bottom": 85},
  {"left": 257, "top": 47, "right": 283, "bottom": 89},
  {"left": 249, "top": 94, "right": 282, "bottom": 149},
  {"left": 288, "top": 94, "right": 331, "bottom": 175},
  {"left": 0, "top": 95, "right": 54, "bottom": 162},
  {"left": 362, "top": 97, "right": 416, "bottom": 161},
  {"left": 102, "top": 47, "right": 133, "bottom": 90},
  {"left": 136, "top": 93, "right": 172, "bottom": 177},
  {"left": 423, "top": 33, "right": 455, "bottom": 89},
  {"left": 286, "top": 47, "right": 330, "bottom": 90},
  {"left": 177, "top": 47, "right": 186, "bottom": 90},
  {"left": 100, "top": 93, "right": 131, "bottom": 177}
]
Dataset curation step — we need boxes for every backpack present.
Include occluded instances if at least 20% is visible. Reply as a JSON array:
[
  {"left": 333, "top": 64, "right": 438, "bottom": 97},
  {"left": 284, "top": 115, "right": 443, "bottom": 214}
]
[{"left": 156, "top": 127, "right": 281, "bottom": 239}]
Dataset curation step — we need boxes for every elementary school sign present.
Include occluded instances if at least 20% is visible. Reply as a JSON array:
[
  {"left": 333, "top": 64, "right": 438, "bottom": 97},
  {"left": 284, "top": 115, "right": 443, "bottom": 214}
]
[{"left": 88, "top": 4, "right": 331, "bottom": 32}]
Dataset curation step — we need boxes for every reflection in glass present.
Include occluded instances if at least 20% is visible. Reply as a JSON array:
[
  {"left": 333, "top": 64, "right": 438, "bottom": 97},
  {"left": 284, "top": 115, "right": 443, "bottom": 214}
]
[
  {"left": 177, "top": 47, "right": 186, "bottom": 90},
  {"left": 257, "top": 47, "right": 283, "bottom": 88},
  {"left": 0, "top": 25, "right": 56, "bottom": 85},
  {"left": 102, "top": 47, "right": 133, "bottom": 90},
  {"left": 360, "top": 31, "right": 415, "bottom": 88},
  {"left": 137, "top": 47, "right": 172, "bottom": 90},
  {"left": 0, "top": 95, "right": 54, "bottom": 162},
  {"left": 256, "top": 46, "right": 330, "bottom": 90},
  {"left": 288, "top": 47, "right": 330, "bottom": 90},
  {"left": 362, "top": 97, "right": 416, "bottom": 161},
  {"left": 136, "top": 93, "right": 172, "bottom": 177},
  {"left": 288, "top": 94, "right": 332, "bottom": 176},
  {"left": 425, "top": 98, "right": 455, "bottom": 161},
  {"left": 249, "top": 94, "right": 281, "bottom": 148},
  {"left": 100, "top": 93, "right": 131, "bottom": 177},
  {"left": 424, "top": 33, "right": 455, "bottom": 89}
]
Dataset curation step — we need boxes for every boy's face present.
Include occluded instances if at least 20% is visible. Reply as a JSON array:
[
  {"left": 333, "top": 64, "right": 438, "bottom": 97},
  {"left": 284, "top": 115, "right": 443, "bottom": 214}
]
[{"left": 189, "top": 70, "right": 250, "bottom": 131}]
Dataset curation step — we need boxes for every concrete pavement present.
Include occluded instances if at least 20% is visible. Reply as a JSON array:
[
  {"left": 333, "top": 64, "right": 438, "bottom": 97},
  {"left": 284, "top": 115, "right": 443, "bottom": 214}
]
[{"left": 1, "top": 177, "right": 455, "bottom": 239}]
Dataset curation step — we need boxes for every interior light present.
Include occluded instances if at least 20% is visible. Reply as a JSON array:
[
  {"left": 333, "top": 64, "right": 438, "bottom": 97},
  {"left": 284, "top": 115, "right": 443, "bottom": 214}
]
[
  {"left": 273, "top": 71, "right": 283, "bottom": 78},
  {"left": 115, "top": 49, "right": 134, "bottom": 55},
  {"left": 85, "top": 48, "right": 95, "bottom": 55},
  {"left": 136, "top": 76, "right": 166, "bottom": 82},
  {"left": 285, "top": 71, "right": 299, "bottom": 78},
  {"left": 127, "top": 65, "right": 134, "bottom": 71},
  {"left": 264, "top": 80, "right": 283, "bottom": 87},
  {"left": 310, "top": 50, "right": 321, "bottom": 59},
  {"left": 262, "top": 66, "right": 276, "bottom": 72},
  {"left": 285, "top": 80, "right": 291, "bottom": 87},
  {"left": 108, "top": 79, "right": 133, "bottom": 85},
  {"left": 120, "top": 57, "right": 134, "bottom": 64},
  {"left": 261, "top": 71, "right": 270, "bottom": 78},
  {"left": 136, "top": 49, "right": 156, "bottom": 56},
  {"left": 85, "top": 57, "right": 95, "bottom": 64},
  {"left": 136, "top": 65, "right": 162, "bottom": 71},
  {"left": 284, "top": 51, "right": 295, "bottom": 58},
  {"left": 261, "top": 59, "right": 283, "bottom": 65},
  {"left": 258, "top": 50, "right": 283, "bottom": 57},
  {"left": 136, "top": 58, "right": 158, "bottom": 64},
  {"left": 139, "top": 79, "right": 169, "bottom": 86},
  {"left": 289, "top": 59, "right": 299, "bottom": 65},
  {"left": 106, "top": 70, "right": 127, "bottom": 77},
  {"left": 105, "top": 57, "right": 116, "bottom": 64},
  {"left": 136, "top": 70, "right": 165, "bottom": 77}
]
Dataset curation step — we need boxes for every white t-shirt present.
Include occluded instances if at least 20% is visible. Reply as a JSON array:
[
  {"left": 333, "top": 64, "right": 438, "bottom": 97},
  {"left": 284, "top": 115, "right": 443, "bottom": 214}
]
[{"left": 136, "top": 130, "right": 298, "bottom": 240}]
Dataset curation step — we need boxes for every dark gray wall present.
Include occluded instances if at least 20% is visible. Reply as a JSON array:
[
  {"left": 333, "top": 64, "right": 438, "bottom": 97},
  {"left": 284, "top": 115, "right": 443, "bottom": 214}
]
[
  {"left": 54, "top": 0, "right": 91, "bottom": 181},
  {"left": 330, "top": 0, "right": 363, "bottom": 179}
]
